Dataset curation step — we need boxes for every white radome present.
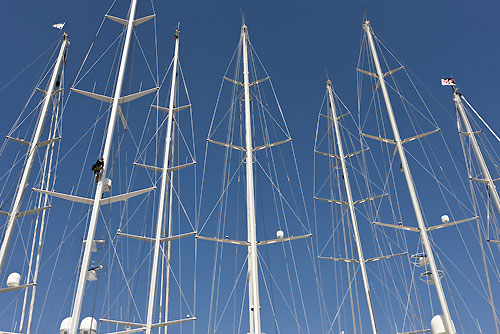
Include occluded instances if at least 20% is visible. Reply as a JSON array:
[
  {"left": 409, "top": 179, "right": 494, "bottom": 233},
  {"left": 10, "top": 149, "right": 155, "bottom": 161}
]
[
  {"left": 59, "top": 317, "right": 72, "bottom": 334},
  {"left": 79, "top": 317, "right": 97, "bottom": 334},
  {"left": 431, "top": 314, "right": 456, "bottom": 334},
  {"left": 276, "top": 230, "right": 284, "bottom": 239},
  {"left": 440, "top": 215, "right": 450, "bottom": 224},
  {"left": 6, "top": 272, "right": 21, "bottom": 287}
]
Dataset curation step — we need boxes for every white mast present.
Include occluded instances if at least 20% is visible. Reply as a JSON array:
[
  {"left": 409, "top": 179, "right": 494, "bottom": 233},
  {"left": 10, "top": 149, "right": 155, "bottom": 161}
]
[
  {"left": 68, "top": 1, "right": 138, "bottom": 333},
  {"left": 454, "top": 90, "right": 500, "bottom": 216},
  {"left": 363, "top": 20, "right": 455, "bottom": 334},
  {"left": 145, "top": 27, "right": 180, "bottom": 334},
  {"left": 0, "top": 33, "right": 69, "bottom": 275},
  {"left": 453, "top": 88, "right": 500, "bottom": 334},
  {"left": 326, "top": 80, "right": 377, "bottom": 334},
  {"left": 242, "top": 24, "right": 261, "bottom": 334},
  {"left": 24, "top": 89, "right": 63, "bottom": 334},
  {"left": 163, "top": 108, "right": 176, "bottom": 334}
]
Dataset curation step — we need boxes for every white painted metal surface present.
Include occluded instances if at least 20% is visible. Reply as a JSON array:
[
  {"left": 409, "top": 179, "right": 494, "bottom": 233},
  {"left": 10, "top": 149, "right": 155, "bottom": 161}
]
[
  {"left": 363, "top": 20, "right": 454, "bottom": 334},
  {"left": 326, "top": 80, "right": 378, "bottom": 334},
  {"left": 69, "top": 2, "right": 138, "bottom": 333},
  {"left": 163, "top": 69, "right": 178, "bottom": 334},
  {"left": 22, "top": 84, "right": 63, "bottom": 333},
  {"left": 145, "top": 28, "right": 180, "bottom": 334},
  {"left": 454, "top": 91, "right": 500, "bottom": 214},
  {"left": 0, "top": 34, "right": 69, "bottom": 274},
  {"left": 453, "top": 90, "right": 500, "bottom": 334},
  {"left": 242, "top": 24, "right": 261, "bottom": 334}
]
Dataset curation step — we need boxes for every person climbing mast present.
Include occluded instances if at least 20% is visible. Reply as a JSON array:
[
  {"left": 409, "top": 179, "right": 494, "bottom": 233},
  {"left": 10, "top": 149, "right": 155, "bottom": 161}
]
[{"left": 91, "top": 158, "right": 104, "bottom": 183}]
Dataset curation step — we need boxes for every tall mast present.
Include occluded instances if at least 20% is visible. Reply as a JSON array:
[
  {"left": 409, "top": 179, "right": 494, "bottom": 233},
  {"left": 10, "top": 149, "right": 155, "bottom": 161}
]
[
  {"left": 326, "top": 80, "right": 377, "bottom": 334},
  {"left": 145, "top": 27, "right": 180, "bottom": 334},
  {"left": 69, "top": 1, "right": 139, "bottom": 332},
  {"left": 0, "top": 33, "right": 69, "bottom": 274},
  {"left": 24, "top": 93, "right": 62, "bottom": 334},
  {"left": 454, "top": 90, "right": 500, "bottom": 215},
  {"left": 363, "top": 20, "right": 455, "bottom": 334},
  {"left": 242, "top": 24, "right": 261, "bottom": 334},
  {"left": 163, "top": 105, "right": 176, "bottom": 334},
  {"left": 453, "top": 88, "right": 500, "bottom": 334}
]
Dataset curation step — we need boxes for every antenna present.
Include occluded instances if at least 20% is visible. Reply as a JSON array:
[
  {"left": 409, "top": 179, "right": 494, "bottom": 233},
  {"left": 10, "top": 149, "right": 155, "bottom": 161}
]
[
  {"left": 241, "top": 9, "right": 246, "bottom": 25},
  {"left": 324, "top": 67, "right": 332, "bottom": 81}
]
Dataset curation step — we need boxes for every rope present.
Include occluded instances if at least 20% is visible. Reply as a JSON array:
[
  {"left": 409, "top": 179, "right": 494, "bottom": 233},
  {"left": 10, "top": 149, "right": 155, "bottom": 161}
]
[{"left": 462, "top": 95, "right": 500, "bottom": 144}]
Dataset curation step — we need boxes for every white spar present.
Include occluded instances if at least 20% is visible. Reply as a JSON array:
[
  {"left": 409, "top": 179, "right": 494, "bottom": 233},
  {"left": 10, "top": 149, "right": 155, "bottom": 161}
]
[
  {"left": 242, "top": 24, "right": 262, "bottom": 334},
  {"left": 326, "top": 80, "right": 378, "bottom": 334},
  {"left": 363, "top": 20, "right": 455, "bottom": 334},
  {"left": 0, "top": 33, "right": 69, "bottom": 275}
]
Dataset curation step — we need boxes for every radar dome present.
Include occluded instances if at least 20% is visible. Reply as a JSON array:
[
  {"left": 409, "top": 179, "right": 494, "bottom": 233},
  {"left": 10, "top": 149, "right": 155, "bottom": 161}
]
[
  {"left": 7, "top": 272, "right": 21, "bottom": 287},
  {"left": 79, "top": 317, "right": 97, "bottom": 334},
  {"left": 59, "top": 317, "right": 72, "bottom": 334}
]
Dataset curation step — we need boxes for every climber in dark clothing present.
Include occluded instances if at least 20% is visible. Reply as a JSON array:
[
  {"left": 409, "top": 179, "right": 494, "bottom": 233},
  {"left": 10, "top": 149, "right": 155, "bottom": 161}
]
[{"left": 91, "top": 158, "right": 104, "bottom": 183}]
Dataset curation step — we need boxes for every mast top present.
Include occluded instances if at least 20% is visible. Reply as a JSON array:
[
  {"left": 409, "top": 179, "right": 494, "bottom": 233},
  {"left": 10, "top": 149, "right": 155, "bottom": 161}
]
[
  {"left": 241, "top": 9, "right": 246, "bottom": 26},
  {"left": 175, "top": 21, "right": 180, "bottom": 37}
]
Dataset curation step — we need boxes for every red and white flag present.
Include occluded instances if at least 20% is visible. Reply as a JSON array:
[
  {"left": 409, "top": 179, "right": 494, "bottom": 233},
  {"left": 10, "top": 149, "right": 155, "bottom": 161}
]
[{"left": 441, "top": 78, "right": 456, "bottom": 86}]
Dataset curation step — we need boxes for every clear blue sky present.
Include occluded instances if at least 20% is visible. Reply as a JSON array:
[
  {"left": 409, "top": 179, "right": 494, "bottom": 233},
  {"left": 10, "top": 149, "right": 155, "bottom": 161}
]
[{"left": 0, "top": 0, "right": 498, "bottom": 333}]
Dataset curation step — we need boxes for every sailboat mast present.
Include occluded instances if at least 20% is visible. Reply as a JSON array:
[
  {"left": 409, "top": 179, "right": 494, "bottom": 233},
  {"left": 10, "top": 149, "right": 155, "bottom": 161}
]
[
  {"left": 363, "top": 20, "right": 455, "bottom": 334},
  {"left": 69, "top": 1, "right": 138, "bottom": 333},
  {"left": 454, "top": 91, "right": 500, "bottom": 215},
  {"left": 453, "top": 89, "right": 500, "bottom": 334},
  {"left": 145, "top": 27, "right": 180, "bottom": 334},
  {"left": 326, "top": 80, "right": 377, "bottom": 334},
  {"left": 24, "top": 100, "right": 62, "bottom": 334},
  {"left": 163, "top": 109, "right": 176, "bottom": 334},
  {"left": 0, "top": 33, "right": 69, "bottom": 275},
  {"left": 241, "top": 24, "right": 261, "bottom": 334}
]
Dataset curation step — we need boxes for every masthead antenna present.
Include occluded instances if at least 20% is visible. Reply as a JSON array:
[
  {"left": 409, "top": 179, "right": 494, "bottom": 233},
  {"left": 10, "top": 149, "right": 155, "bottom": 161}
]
[
  {"left": 241, "top": 9, "right": 246, "bottom": 25},
  {"left": 324, "top": 67, "right": 332, "bottom": 81}
]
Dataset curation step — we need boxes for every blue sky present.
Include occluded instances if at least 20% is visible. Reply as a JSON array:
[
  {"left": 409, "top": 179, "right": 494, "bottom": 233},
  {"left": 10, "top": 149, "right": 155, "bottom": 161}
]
[{"left": 0, "top": 0, "right": 499, "bottom": 333}]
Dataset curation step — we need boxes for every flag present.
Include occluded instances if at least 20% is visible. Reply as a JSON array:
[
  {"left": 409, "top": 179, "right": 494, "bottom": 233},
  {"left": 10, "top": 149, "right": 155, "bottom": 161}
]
[
  {"left": 441, "top": 78, "right": 455, "bottom": 86},
  {"left": 52, "top": 23, "right": 66, "bottom": 30}
]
